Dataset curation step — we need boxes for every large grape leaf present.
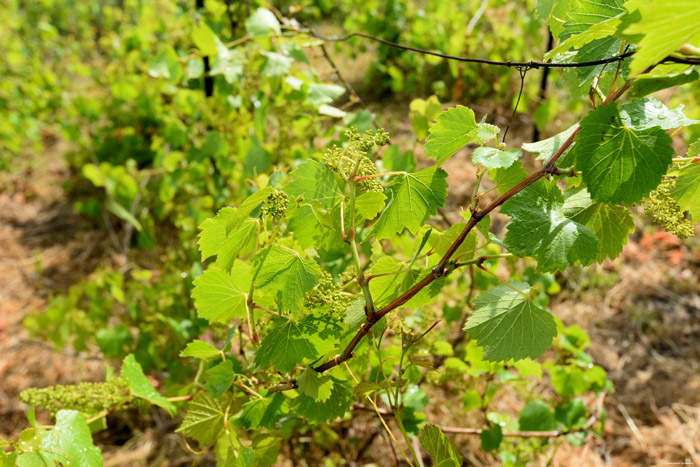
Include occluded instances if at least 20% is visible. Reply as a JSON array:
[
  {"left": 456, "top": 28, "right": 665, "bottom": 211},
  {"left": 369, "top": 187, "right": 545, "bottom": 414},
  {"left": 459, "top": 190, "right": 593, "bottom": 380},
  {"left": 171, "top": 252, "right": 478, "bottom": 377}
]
[
  {"left": 671, "top": 157, "right": 700, "bottom": 222},
  {"left": 630, "top": 68, "right": 700, "bottom": 98},
  {"left": 623, "top": 1, "right": 700, "bottom": 76},
  {"left": 563, "top": 187, "right": 634, "bottom": 262},
  {"left": 122, "top": 355, "right": 176, "bottom": 415},
  {"left": 176, "top": 392, "right": 224, "bottom": 445},
  {"left": 501, "top": 180, "right": 598, "bottom": 272},
  {"left": 253, "top": 316, "right": 341, "bottom": 372},
  {"left": 192, "top": 267, "right": 249, "bottom": 323},
  {"left": 425, "top": 106, "right": 499, "bottom": 164},
  {"left": 465, "top": 281, "right": 557, "bottom": 361},
  {"left": 371, "top": 166, "right": 448, "bottom": 239},
  {"left": 285, "top": 160, "right": 342, "bottom": 209},
  {"left": 419, "top": 424, "right": 463, "bottom": 467},
  {"left": 253, "top": 245, "right": 320, "bottom": 311},
  {"left": 572, "top": 102, "right": 673, "bottom": 204},
  {"left": 491, "top": 161, "right": 528, "bottom": 195}
]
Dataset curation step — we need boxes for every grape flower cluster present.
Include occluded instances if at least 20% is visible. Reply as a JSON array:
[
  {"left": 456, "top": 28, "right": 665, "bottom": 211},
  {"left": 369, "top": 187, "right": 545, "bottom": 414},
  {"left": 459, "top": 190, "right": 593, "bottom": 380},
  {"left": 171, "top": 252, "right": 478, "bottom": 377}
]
[
  {"left": 260, "top": 189, "right": 289, "bottom": 220},
  {"left": 20, "top": 377, "right": 138, "bottom": 415},
  {"left": 322, "top": 127, "right": 390, "bottom": 193},
  {"left": 304, "top": 271, "right": 352, "bottom": 314},
  {"left": 645, "top": 177, "right": 694, "bottom": 239}
]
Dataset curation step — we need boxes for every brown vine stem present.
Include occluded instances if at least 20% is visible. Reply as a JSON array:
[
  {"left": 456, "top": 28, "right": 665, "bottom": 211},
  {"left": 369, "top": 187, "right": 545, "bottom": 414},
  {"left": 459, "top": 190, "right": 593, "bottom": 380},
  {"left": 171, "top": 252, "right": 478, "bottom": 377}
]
[{"left": 313, "top": 126, "right": 581, "bottom": 374}]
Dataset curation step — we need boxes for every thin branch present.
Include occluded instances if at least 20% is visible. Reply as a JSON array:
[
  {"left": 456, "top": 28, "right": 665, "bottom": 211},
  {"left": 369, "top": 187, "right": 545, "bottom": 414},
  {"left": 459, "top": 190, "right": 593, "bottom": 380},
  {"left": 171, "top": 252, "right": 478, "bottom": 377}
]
[{"left": 306, "top": 29, "right": 700, "bottom": 69}]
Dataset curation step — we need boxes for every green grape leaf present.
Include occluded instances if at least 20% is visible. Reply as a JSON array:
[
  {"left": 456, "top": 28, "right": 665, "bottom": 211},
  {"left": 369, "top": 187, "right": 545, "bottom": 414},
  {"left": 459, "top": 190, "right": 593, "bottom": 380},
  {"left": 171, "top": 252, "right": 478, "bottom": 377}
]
[
  {"left": 285, "top": 160, "right": 343, "bottom": 209},
  {"left": 297, "top": 367, "right": 335, "bottom": 402},
  {"left": 619, "top": 98, "right": 698, "bottom": 130},
  {"left": 41, "top": 411, "right": 102, "bottom": 467},
  {"left": 238, "top": 394, "right": 288, "bottom": 430},
  {"left": 205, "top": 360, "right": 236, "bottom": 398},
  {"left": 428, "top": 223, "right": 478, "bottom": 262},
  {"left": 260, "top": 51, "right": 293, "bottom": 77},
  {"left": 558, "top": 0, "right": 625, "bottom": 41},
  {"left": 176, "top": 392, "right": 224, "bottom": 445},
  {"left": 491, "top": 161, "right": 529, "bottom": 195},
  {"left": 419, "top": 424, "right": 463, "bottom": 467},
  {"left": 306, "top": 83, "right": 345, "bottom": 107},
  {"left": 630, "top": 68, "right": 700, "bottom": 98},
  {"left": 192, "top": 267, "right": 249, "bottom": 324},
  {"left": 624, "top": 1, "right": 700, "bottom": 76},
  {"left": 253, "top": 435, "right": 281, "bottom": 467},
  {"left": 224, "top": 187, "right": 272, "bottom": 234},
  {"left": 480, "top": 425, "right": 503, "bottom": 452},
  {"left": 343, "top": 299, "right": 367, "bottom": 329},
  {"left": 425, "top": 106, "right": 499, "bottom": 164},
  {"left": 180, "top": 340, "right": 221, "bottom": 360},
  {"left": 372, "top": 166, "right": 448, "bottom": 240},
  {"left": 522, "top": 124, "right": 579, "bottom": 162},
  {"left": 287, "top": 204, "right": 344, "bottom": 251},
  {"left": 293, "top": 378, "right": 353, "bottom": 424},
  {"left": 472, "top": 147, "right": 522, "bottom": 169},
  {"left": 254, "top": 316, "right": 340, "bottom": 372},
  {"left": 199, "top": 210, "right": 257, "bottom": 271},
  {"left": 245, "top": 8, "right": 281, "bottom": 37},
  {"left": 192, "top": 23, "right": 219, "bottom": 56},
  {"left": 563, "top": 187, "right": 634, "bottom": 262},
  {"left": 254, "top": 245, "right": 320, "bottom": 311},
  {"left": 121, "top": 354, "right": 176, "bottom": 415},
  {"left": 573, "top": 102, "right": 673, "bottom": 204},
  {"left": 519, "top": 400, "right": 559, "bottom": 431},
  {"left": 671, "top": 160, "right": 700, "bottom": 222},
  {"left": 465, "top": 281, "right": 557, "bottom": 361},
  {"left": 546, "top": 13, "right": 623, "bottom": 58},
  {"left": 368, "top": 256, "right": 445, "bottom": 309},
  {"left": 355, "top": 191, "right": 387, "bottom": 221},
  {"left": 502, "top": 180, "right": 599, "bottom": 272}
]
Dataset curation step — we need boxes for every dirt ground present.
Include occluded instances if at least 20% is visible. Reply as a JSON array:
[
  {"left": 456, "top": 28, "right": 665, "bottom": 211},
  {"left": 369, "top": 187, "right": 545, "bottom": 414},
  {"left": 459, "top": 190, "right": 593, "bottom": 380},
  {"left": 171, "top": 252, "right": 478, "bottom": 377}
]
[{"left": 1, "top": 127, "right": 700, "bottom": 466}]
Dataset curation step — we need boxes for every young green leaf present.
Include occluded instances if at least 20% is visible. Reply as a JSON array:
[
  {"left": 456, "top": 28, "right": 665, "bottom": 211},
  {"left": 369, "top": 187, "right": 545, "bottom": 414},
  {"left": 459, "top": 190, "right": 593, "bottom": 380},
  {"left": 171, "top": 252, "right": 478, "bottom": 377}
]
[
  {"left": 465, "top": 281, "right": 557, "bottom": 361},
  {"left": 573, "top": 102, "right": 673, "bottom": 204},
  {"left": 285, "top": 160, "right": 343, "bottom": 209},
  {"left": 419, "top": 424, "right": 463, "bottom": 467},
  {"left": 121, "top": 354, "right": 176, "bottom": 415},
  {"left": 253, "top": 245, "right": 321, "bottom": 312},
  {"left": 372, "top": 166, "right": 448, "bottom": 239},
  {"left": 425, "top": 106, "right": 499, "bottom": 164},
  {"left": 563, "top": 187, "right": 634, "bottom": 262},
  {"left": 522, "top": 124, "right": 578, "bottom": 162},
  {"left": 297, "top": 367, "right": 334, "bottom": 402},
  {"left": 42, "top": 410, "right": 103, "bottom": 467},
  {"left": 519, "top": 400, "right": 559, "bottom": 431},
  {"left": 355, "top": 191, "right": 387, "bottom": 221},
  {"left": 472, "top": 147, "right": 522, "bottom": 169},
  {"left": 502, "top": 180, "right": 598, "bottom": 272},
  {"left": 245, "top": 8, "right": 281, "bottom": 37},
  {"left": 176, "top": 392, "right": 224, "bottom": 445},
  {"left": 180, "top": 340, "right": 221, "bottom": 361},
  {"left": 205, "top": 360, "right": 236, "bottom": 398},
  {"left": 192, "top": 267, "right": 249, "bottom": 324},
  {"left": 480, "top": 425, "right": 503, "bottom": 452},
  {"left": 238, "top": 394, "right": 288, "bottom": 429},
  {"left": 199, "top": 211, "right": 257, "bottom": 271},
  {"left": 224, "top": 187, "right": 272, "bottom": 234},
  {"left": 671, "top": 159, "right": 700, "bottom": 222},
  {"left": 491, "top": 161, "right": 528, "bottom": 195}
]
